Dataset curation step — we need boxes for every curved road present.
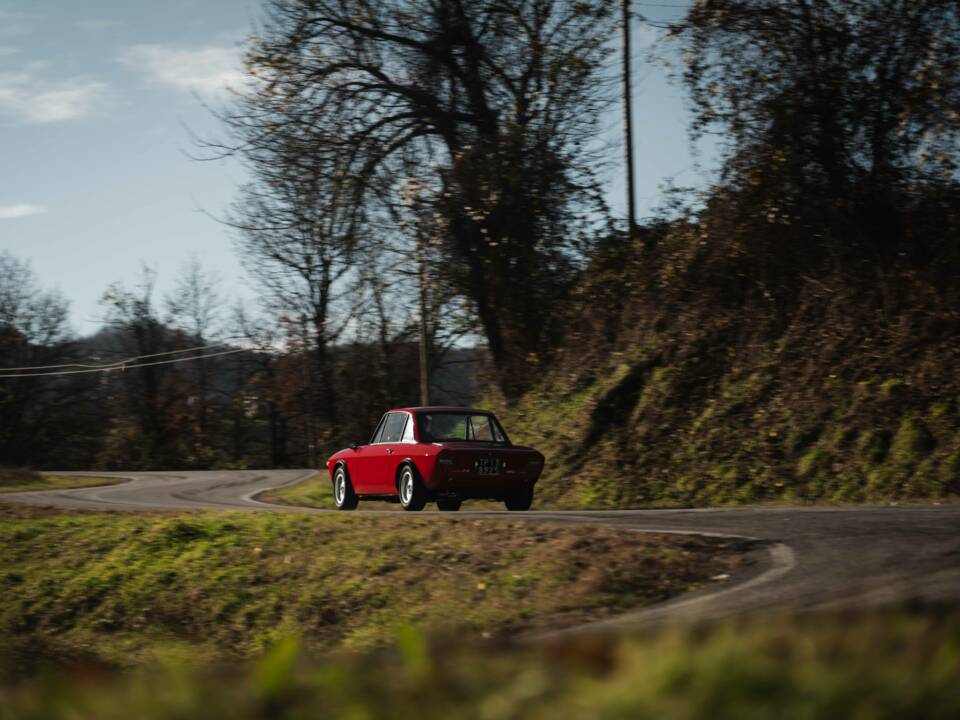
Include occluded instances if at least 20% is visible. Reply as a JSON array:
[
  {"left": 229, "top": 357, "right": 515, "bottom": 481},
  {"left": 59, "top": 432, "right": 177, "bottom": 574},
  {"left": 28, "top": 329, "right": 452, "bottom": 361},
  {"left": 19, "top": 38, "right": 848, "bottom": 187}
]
[{"left": 3, "top": 470, "right": 959, "bottom": 635}]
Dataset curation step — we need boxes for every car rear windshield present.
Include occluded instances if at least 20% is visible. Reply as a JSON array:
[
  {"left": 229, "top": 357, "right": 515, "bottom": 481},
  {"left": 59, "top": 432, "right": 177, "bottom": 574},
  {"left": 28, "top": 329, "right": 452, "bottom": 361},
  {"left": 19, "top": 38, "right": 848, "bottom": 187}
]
[{"left": 418, "top": 413, "right": 507, "bottom": 444}]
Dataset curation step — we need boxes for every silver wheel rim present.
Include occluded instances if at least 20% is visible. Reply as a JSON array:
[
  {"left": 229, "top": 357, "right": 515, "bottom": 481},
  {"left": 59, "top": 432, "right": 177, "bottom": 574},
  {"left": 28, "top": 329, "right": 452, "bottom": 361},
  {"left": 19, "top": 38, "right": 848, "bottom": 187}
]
[
  {"left": 400, "top": 471, "right": 413, "bottom": 504},
  {"left": 335, "top": 472, "right": 345, "bottom": 505}
]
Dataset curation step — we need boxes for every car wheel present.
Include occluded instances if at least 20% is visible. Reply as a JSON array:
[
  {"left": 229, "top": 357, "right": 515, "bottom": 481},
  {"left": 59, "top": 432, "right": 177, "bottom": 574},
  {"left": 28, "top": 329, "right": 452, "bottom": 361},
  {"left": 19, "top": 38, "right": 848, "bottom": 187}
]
[
  {"left": 398, "top": 465, "right": 427, "bottom": 511},
  {"left": 436, "top": 498, "right": 462, "bottom": 512},
  {"left": 504, "top": 487, "right": 533, "bottom": 511},
  {"left": 333, "top": 465, "right": 359, "bottom": 510}
]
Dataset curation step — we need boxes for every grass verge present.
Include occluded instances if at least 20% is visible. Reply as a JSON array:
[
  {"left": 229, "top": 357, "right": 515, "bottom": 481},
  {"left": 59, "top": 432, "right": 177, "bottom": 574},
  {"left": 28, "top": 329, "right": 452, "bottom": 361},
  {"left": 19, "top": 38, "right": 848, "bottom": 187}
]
[
  {"left": 0, "top": 505, "right": 751, "bottom": 674},
  {"left": 0, "top": 469, "right": 126, "bottom": 494},
  {"left": 257, "top": 473, "right": 505, "bottom": 511},
  {"left": 256, "top": 471, "right": 334, "bottom": 508},
  {"left": 2, "top": 608, "right": 957, "bottom": 719}
]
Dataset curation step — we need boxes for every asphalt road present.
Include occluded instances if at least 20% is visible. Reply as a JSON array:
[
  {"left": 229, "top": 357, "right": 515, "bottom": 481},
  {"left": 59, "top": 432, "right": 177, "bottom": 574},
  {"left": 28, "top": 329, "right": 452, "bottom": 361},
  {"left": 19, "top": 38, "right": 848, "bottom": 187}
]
[{"left": 4, "top": 469, "right": 959, "bottom": 636}]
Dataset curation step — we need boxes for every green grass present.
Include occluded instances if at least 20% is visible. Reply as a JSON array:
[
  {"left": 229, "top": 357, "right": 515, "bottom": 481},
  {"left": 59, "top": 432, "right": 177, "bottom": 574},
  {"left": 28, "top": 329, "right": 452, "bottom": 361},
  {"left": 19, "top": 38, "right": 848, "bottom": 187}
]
[
  {"left": 3, "top": 608, "right": 958, "bottom": 719},
  {"left": 0, "top": 470, "right": 126, "bottom": 494},
  {"left": 0, "top": 505, "right": 749, "bottom": 673},
  {"left": 257, "top": 472, "right": 335, "bottom": 508},
  {"left": 258, "top": 473, "right": 505, "bottom": 511},
  {"left": 493, "top": 345, "right": 960, "bottom": 508}
]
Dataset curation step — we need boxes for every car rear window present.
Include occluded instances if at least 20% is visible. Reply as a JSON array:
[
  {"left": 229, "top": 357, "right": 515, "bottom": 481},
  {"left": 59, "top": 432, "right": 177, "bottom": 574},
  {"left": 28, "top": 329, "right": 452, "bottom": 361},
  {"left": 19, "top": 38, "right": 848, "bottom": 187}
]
[{"left": 419, "top": 413, "right": 506, "bottom": 443}]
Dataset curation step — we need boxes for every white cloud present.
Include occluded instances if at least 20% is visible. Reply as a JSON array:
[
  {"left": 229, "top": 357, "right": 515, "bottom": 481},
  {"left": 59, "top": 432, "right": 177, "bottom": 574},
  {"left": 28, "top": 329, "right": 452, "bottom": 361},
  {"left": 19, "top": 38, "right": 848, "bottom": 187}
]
[
  {"left": 0, "top": 46, "right": 18, "bottom": 57},
  {"left": 0, "top": 203, "right": 46, "bottom": 220},
  {"left": 119, "top": 44, "right": 247, "bottom": 96},
  {"left": 0, "top": 69, "right": 106, "bottom": 123}
]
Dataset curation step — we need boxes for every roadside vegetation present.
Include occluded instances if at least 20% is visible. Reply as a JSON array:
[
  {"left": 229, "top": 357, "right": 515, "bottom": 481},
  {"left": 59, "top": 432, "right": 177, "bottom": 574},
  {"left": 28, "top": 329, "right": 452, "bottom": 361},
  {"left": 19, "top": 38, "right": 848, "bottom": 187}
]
[
  {"left": 3, "top": 607, "right": 957, "bottom": 719},
  {"left": 0, "top": 469, "right": 125, "bottom": 494},
  {"left": 495, "top": 232, "right": 960, "bottom": 508},
  {"left": 258, "top": 473, "right": 505, "bottom": 512},
  {"left": 0, "top": 505, "right": 749, "bottom": 674},
  {"left": 256, "top": 473, "right": 334, "bottom": 509}
]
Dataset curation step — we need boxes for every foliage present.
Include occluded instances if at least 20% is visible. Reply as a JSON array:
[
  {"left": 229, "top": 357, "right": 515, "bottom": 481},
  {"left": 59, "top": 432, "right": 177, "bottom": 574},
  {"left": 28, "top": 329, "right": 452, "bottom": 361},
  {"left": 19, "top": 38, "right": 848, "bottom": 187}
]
[
  {"left": 2, "top": 608, "right": 958, "bottom": 719},
  {"left": 496, "top": 224, "right": 960, "bottom": 507},
  {"left": 667, "top": 0, "right": 960, "bottom": 260}
]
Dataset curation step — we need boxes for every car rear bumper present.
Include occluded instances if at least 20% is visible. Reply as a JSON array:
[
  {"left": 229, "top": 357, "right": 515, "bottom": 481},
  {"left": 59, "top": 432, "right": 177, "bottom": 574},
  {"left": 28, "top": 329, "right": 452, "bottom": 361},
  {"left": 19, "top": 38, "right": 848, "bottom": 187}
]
[{"left": 427, "top": 472, "right": 536, "bottom": 498}]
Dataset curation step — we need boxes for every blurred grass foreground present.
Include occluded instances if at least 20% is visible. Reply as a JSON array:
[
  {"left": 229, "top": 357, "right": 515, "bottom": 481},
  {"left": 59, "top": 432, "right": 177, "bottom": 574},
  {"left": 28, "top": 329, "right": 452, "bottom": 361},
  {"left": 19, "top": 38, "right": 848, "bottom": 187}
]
[{"left": 1, "top": 609, "right": 958, "bottom": 719}]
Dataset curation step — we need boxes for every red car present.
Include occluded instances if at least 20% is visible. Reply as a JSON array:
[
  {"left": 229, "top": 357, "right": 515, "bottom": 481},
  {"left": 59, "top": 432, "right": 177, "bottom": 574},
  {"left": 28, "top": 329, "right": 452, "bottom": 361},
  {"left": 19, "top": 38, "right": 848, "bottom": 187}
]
[{"left": 326, "top": 406, "right": 544, "bottom": 511}]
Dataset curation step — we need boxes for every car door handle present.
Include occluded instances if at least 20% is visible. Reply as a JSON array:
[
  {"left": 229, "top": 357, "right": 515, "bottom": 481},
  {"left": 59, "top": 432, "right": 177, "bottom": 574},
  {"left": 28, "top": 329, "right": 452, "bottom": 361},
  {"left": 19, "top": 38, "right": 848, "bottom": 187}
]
[{"left": 387, "top": 448, "right": 394, "bottom": 454}]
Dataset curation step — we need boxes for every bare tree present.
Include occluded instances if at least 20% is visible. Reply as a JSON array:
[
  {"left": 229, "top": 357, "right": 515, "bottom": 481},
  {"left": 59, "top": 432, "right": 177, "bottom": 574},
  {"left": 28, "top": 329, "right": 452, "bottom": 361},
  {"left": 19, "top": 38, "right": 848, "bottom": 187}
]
[
  {"left": 228, "top": 143, "right": 365, "bottom": 447},
  {"left": 216, "top": 0, "right": 617, "bottom": 398},
  {"left": 166, "top": 256, "right": 223, "bottom": 436}
]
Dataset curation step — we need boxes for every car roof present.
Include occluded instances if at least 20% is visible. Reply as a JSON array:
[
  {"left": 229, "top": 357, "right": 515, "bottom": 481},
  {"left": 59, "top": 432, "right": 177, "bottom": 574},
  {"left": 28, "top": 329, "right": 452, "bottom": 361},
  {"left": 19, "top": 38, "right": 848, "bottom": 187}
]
[{"left": 389, "top": 406, "right": 494, "bottom": 415}]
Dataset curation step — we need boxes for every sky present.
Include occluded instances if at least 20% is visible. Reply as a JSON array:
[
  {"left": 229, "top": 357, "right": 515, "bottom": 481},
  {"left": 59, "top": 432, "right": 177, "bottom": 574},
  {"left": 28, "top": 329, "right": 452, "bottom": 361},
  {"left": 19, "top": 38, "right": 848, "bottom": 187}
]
[{"left": 0, "top": 0, "right": 711, "bottom": 335}]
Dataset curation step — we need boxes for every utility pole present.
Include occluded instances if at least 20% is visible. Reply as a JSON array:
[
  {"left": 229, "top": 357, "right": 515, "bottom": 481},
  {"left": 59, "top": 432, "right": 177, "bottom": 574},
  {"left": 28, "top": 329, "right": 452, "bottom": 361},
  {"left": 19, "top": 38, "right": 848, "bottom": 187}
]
[
  {"left": 416, "top": 228, "right": 430, "bottom": 406},
  {"left": 622, "top": 0, "right": 639, "bottom": 241}
]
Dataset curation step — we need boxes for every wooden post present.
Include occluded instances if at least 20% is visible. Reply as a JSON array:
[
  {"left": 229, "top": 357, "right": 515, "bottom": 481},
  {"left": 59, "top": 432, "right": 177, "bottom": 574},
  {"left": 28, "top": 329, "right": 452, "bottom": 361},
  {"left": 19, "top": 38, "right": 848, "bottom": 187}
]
[{"left": 622, "top": 0, "right": 638, "bottom": 241}]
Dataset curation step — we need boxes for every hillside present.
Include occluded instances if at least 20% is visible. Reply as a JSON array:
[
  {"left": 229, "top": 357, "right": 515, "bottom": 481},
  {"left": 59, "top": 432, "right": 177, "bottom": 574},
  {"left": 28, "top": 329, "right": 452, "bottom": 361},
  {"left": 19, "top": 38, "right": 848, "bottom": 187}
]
[{"left": 499, "top": 230, "right": 960, "bottom": 508}]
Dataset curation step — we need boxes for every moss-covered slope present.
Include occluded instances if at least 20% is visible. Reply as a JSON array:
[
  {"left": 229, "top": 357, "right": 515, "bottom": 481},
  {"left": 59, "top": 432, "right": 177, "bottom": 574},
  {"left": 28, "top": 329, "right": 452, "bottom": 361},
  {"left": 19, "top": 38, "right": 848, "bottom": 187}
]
[{"left": 499, "top": 235, "right": 960, "bottom": 508}]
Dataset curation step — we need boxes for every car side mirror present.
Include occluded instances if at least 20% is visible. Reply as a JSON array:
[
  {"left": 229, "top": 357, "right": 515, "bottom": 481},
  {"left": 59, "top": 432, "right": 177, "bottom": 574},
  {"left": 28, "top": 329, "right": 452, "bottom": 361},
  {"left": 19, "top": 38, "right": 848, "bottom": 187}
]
[{"left": 349, "top": 442, "right": 360, "bottom": 451}]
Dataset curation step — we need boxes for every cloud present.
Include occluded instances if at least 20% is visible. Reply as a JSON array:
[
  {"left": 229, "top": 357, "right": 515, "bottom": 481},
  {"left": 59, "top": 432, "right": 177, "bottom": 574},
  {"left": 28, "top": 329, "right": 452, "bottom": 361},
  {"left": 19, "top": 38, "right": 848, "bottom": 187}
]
[
  {"left": 0, "top": 46, "right": 18, "bottom": 57},
  {"left": 0, "top": 203, "right": 46, "bottom": 220},
  {"left": 119, "top": 44, "right": 247, "bottom": 96},
  {"left": 0, "top": 70, "right": 106, "bottom": 123}
]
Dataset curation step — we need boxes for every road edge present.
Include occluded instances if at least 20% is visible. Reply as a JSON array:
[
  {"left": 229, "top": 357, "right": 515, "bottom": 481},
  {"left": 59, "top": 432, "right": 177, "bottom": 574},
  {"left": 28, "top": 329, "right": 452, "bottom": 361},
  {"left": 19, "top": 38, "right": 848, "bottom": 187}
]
[{"left": 526, "top": 536, "right": 797, "bottom": 642}]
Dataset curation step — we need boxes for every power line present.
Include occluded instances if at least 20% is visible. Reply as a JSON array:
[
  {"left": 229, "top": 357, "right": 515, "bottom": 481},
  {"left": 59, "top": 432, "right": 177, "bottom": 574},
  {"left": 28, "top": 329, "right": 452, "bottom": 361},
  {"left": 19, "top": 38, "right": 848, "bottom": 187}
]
[
  {"left": 1, "top": 342, "right": 240, "bottom": 372},
  {"left": 0, "top": 347, "right": 252, "bottom": 379}
]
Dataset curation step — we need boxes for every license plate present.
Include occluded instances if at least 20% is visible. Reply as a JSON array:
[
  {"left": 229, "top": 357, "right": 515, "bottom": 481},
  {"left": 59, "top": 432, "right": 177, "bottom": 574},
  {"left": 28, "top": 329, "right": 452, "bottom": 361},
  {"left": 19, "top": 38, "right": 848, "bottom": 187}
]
[{"left": 474, "top": 457, "right": 500, "bottom": 475}]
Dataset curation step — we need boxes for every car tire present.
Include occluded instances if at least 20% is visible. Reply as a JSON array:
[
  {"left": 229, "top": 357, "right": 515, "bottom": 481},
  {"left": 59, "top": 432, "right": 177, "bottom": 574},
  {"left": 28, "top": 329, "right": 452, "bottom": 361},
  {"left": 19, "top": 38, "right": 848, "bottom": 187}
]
[
  {"left": 504, "top": 487, "right": 533, "bottom": 511},
  {"left": 436, "top": 498, "right": 462, "bottom": 512},
  {"left": 398, "top": 465, "right": 427, "bottom": 511},
  {"left": 333, "top": 465, "right": 359, "bottom": 510}
]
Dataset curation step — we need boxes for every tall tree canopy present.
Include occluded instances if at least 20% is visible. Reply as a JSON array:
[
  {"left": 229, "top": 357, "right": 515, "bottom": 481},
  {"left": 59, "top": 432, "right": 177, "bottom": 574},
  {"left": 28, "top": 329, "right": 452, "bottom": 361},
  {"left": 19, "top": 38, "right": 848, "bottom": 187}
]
[
  {"left": 670, "top": 0, "right": 960, "bottom": 259},
  {"left": 222, "top": 0, "right": 617, "bottom": 398}
]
